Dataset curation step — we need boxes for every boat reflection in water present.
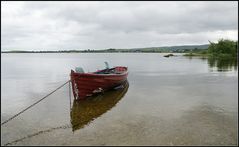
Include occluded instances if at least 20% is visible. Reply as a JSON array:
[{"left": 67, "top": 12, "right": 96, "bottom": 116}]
[{"left": 70, "top": 80, "right": 129, "bottom": 132}]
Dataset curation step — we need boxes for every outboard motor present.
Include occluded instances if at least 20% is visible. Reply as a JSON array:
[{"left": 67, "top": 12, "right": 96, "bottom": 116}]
[
  {"left": 75, "top": 67, "right": 84, "bottom": 73},
  {"left": 104, "top": 62, "right": 109, "bottom": 69}
]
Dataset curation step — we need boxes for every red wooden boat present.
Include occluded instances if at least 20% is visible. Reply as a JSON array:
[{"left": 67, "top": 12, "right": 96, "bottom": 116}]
[{"left": 70, "top": 63, "right": 128, "bottom": 100}]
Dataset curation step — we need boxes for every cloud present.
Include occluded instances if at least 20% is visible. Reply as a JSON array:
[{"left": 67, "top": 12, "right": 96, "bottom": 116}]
[{"left": 1, "top": 1, "right": 238, "bottom": 51}]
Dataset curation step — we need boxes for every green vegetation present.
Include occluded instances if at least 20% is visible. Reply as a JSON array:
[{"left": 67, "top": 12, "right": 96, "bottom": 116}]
[
  {"left": 208, "top": 39, "right": 237, "bottom": 57},
  {"left": 184, "top": 39, "right": 238, "bottom": 58}
]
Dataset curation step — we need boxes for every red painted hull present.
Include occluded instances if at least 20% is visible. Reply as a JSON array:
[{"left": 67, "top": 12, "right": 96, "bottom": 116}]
[{"left": 70, "top": 66, "right": 128, "bottom": 100}]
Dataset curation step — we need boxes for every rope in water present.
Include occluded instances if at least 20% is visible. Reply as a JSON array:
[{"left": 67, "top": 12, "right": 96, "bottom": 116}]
[
  {"left": 4, "top": 124, "right": 72, "bottom": 146},
  {"left": 1, "top": 80, "right": 71, "bottom": 126}
]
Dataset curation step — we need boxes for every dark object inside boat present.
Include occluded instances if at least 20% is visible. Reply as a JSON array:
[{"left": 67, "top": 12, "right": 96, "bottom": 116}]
[{"left": 95, "top": 68, "right": 118, "bottom": 74}]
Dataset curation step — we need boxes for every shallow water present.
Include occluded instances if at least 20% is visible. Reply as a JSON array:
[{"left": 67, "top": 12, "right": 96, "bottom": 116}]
[{"left": 1, "top": 53, "right": 238, "bottom": 145}]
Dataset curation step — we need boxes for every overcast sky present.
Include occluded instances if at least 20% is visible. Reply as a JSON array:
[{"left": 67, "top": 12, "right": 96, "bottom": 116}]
[{"left": 1, "top": 1, "right": 238, "bottom": 51}]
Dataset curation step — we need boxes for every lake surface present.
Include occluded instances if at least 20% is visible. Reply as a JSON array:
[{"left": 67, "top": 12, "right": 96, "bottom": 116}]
[{"left": 1, "top": 53, "right": 238, "bottom": 145}]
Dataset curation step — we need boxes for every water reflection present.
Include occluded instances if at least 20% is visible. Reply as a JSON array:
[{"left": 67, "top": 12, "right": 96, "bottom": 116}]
[
  {"left": 207, "top": 57, "right": 238, "bottom": 72},
  {"left": 184, "top": 56, "right": 238, "bottom": 72},
  {"left": 70, "top": 81, "right": 129, "bottom": 132}
]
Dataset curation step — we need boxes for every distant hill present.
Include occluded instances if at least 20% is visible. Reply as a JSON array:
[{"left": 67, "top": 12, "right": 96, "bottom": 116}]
[
  {"left": 1, "top": 44, "right": 209, "bottom": 53},
  {"left": 128, "top": 44, "right": 209, "bottom": 52}
]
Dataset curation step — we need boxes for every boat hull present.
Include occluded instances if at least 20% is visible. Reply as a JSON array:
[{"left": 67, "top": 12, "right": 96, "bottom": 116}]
[{"left": 70, "top": 66, "right": 128, "bottom": 100}]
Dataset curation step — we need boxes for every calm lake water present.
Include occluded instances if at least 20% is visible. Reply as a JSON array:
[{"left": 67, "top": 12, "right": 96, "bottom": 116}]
[{"left": 1, "top": 53, "right": 238, "bottom": 145}]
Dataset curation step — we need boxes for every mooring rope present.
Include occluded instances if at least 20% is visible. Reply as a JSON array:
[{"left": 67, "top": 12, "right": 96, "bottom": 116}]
[
  {"left": 4, "top": 124, "right": 72, "bottom": 146},
  {"left": 1, "top": 80, "right": 71, "bottom": 126}
]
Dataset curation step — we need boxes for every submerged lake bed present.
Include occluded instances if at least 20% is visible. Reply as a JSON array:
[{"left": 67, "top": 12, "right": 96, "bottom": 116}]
[{"left": 1, "top": 53, "right": 238, "bottom": 145}]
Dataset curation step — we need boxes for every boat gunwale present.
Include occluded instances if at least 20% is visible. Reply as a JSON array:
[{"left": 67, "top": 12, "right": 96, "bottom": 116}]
[{"left": 72, "top": 67, "right": 128, "bottom": 77}]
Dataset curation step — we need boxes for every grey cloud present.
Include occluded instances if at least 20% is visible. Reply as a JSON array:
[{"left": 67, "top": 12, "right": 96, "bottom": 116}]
[
  {"left": 1, "top": 1, "right": 238, "bottom": 51},
  {"left": 22, "top": 1, "right": 238, "bottom": 33}
]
